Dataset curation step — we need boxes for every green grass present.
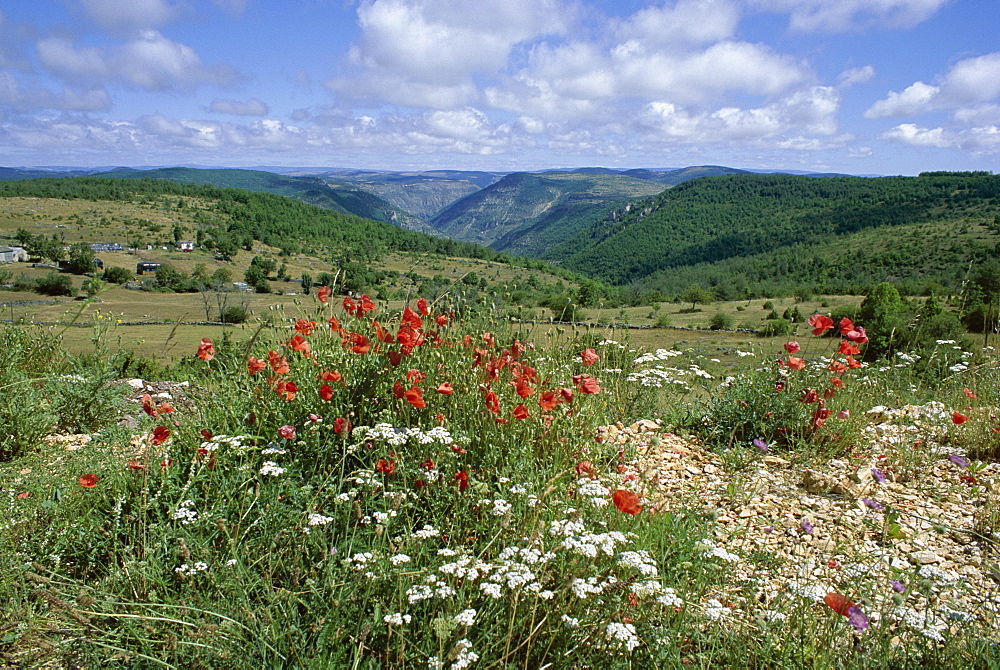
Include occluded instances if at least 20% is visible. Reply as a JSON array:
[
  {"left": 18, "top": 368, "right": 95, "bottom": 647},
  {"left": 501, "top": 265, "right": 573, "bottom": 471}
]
[{"left": 1, "top": 290, "right": 998, "bottom": 668}]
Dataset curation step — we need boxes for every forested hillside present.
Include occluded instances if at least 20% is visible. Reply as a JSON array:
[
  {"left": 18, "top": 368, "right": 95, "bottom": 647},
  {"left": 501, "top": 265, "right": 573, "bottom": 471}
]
[
  {"left": 544, "top": 172, "right": 1000, "bottom": 296},
  {"left": 99, "top": 167, "right": 423, "bottom": 229},
  {"left": 429, "top": 171, "right": 666, "bottom": 247},
  {"left": 0, "top": 177, "right": 511, "bottom": 263}
]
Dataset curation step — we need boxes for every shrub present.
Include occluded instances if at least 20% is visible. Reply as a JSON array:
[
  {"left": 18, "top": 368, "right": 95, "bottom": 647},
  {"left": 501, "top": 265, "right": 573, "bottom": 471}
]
[
  {"left": 760, "top": 318, "right": 791, "bottom": 336},
  {"left": 102, "top": 266, "right": 134, "bottom": 284},
  {"left": 34, "top": 271, "right": 75, "bottom": 296},
  {"left": 709, "top": 312, "right": 734, "bottom": 330}
]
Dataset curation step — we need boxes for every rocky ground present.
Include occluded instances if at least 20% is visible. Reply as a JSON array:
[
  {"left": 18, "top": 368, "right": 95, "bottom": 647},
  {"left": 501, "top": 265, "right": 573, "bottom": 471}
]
[{"left": 612, "top": 405, "right": 1000, "bottom": 644}]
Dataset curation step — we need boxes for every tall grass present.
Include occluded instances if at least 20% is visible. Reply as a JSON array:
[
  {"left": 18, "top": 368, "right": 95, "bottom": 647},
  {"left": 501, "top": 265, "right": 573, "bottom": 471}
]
[{"left": 1, "top": 298, "right": 998, "bottom": 667}]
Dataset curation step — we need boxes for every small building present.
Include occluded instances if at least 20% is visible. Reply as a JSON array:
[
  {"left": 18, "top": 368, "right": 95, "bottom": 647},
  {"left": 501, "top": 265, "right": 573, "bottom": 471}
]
[
  {"left": 136, "top": 262, "right": 161, "bottom": 275},
  {"left": 180, "top": 242, "right": 194, "bottom": 251},
  {"left": 89, "top": 242, "right": 123, "bottom": 252},
  {"left": 0, "top": 246, "right": 29, "bottom": 263}
]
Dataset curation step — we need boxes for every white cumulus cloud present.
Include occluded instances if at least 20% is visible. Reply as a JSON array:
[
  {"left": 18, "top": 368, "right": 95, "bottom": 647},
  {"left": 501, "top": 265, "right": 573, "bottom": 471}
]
[
  {"left": 38, "top": 30, "right": 239, "bottom": 92},
  {"left": 210, "top": 98, "right": 270, "bottom": 116},
  {"left": 754, "top": 0, "right": 949, "bottom": 32}
]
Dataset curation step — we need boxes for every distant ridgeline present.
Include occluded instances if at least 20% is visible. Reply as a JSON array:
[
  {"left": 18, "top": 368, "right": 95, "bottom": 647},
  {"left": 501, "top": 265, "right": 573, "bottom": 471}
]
[
  {"left": 538, "top": 171, "right": 1000, "bottom": 298},
  {"left": 0, "top": 177, "right": 515, "bottom": 264}
]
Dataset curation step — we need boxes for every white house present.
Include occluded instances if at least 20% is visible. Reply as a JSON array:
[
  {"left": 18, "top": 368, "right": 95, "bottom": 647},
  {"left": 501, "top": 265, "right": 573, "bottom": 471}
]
[{"left": 0, "top": 246, "right": 28, "bottom": 263}]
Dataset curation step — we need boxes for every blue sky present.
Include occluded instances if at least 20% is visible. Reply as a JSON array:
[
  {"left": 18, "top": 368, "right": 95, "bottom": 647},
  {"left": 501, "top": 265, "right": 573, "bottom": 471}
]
[{"left": 1, "top": 0, "right": 998, "bottom": 174}]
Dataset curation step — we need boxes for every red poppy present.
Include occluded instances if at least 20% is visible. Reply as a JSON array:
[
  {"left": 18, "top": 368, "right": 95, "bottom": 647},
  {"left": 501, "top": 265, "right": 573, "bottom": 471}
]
[
  {"left": 953, "top": 411, "right": 968, "bottom": 425},
  {"left": 274, "top": 380, "right": 298, "bottom": 401},
  {"left": 201, "top": 429, "right": 213, "bottom": 440},
  {"left": 800, "top": 388, "right": 819, "bottom": 404},
  {"left": 784, "top": 341, "right": 801, "bottom": 354},
  {"left": 417, "top": 297, "right": 431, "bottom": 316},
  {"left": 581, "top": 348, "right": 599, "bottom": 367},
  {"left": 16, "top": 491, "right": 31, "bottom": 499},
  {"left": 435, "top": 313, "right": 449, "bottom": 327},
  {"left": 612, "top": 489, "right": 642, "bottom": 515},
  {"left": 807, "top": 314, "right": 835, "bottom": 336},
  {"left": 437, "top": 382, "right": 453, "bottom": 395},
  {"left": 483, "top": 389, "right": 500, "bottom": 414},
  {"left": 775, "top": 382, "right": 787, "bottom": 393},
  {"left": 396, "top": 324, "right": 423, "bottom": 348},
  {"left": 196, "top": 337, "right": 215, "bottom": 361},
  {"left": 328, "top": 314, "right": 341, "bottom": 331},
  {"left": 844, "top": 325, "right": 868, "bottom": 343},
  {"left": 78, "top": 473, "right": 99, "bottom": 488},
  {"left": 406, "top": 368, "right": 426, "bottom": 382},
  {"left": 333, "top": 417, "right": 351, "bottom": 434},
  {"left": 318, "top": 370, "right": 342, "bottom": 382},
  {"left": 319, "top": 384, "right": 334, "bottom": 401},
  {"left": 964, "top": 387, "right": 978, "bottom": 399},
  {"left": 512, "top": 403, "right": 529, "bottom": 420},
  {"left": 838, "top": 317, "right": 856, "bottom": 336},
  {"left": 348, "top": 332, "right": 371, "bottom": 355},
  {"left": 267, "top": 350, "right": 290, "bottom": 374},
  {"left": 573, "top": 374, "right": 601, "bottom": 394},
  {"left": 278, "top": 425, "right": 296, "bottom": 439},
  {"left": 288, "top": 334, "right": 311, "bottom": 356},
  {"left": 402, "top": 306, "right": 423, "bottom": 330},
  {"left": 317, "top": 285, "right": 331, "bottom": 304},
  {"left": 151, "top": 426, "right": 171, "bottom": 445},
  {"left": 787, "top": 357, "right": 806, "bottom": 371},
  {"left": 838, "top": 340, "right": 861, "bottom": 355},
  {"left": 294, "top": 319, "right": 317, "bottom": 336},
  {"left": 376, "top": 458, "right": 396, "bottom": 475},
  {"left": 247, "top": 356, "right": 267, "bottom": 375},
  {"left": 404, "top": 385, "right": 426, "bottom": 409},
  {"left": 824, "top": 592, "right": 855, "bottom": 617},
  {"left": 358, "top": 294, "right": 376, "bottom": 316},
  {"left": 830, "top": 377, "right": 844, "bottom": 388},
  {"left": 576, "top": 461, "right": 597, "bottom": 479},
  {"left": 342, "top": 296, "right": 356, "bottom": 314},
  {"left": 828, "top": 360, "right": 847, "bottom": 373},
  {"left": 455, "top": 470, "right": 469, "bottom": 491},
  {"left": 141, "top": 393, "right": 159, "bottom": 417},
  {"left": 539, "top": 390, "right": 560, "bottom": 411},
  {"left": 845, "top": 355, "right": 862, "bottom": 369}
]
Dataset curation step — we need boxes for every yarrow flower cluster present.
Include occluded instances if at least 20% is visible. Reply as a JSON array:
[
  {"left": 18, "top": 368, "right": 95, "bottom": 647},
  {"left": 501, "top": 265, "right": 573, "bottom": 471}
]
[{"left": 172, "top": 500, "right": 198, "bottom": 524}]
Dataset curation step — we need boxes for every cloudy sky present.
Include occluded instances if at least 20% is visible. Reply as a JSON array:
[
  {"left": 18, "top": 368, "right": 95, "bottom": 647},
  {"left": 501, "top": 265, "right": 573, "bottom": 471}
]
[{"left": 1, "top": 0, "right": 998, "bottom": 174}]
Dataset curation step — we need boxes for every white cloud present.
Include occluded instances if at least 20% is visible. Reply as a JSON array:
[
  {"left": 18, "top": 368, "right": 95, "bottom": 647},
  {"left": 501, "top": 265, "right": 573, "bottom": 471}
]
[
  {"left": 880, "top": 123, "right": 950, "bottom": 147},
  {"left": 38, "top": 31, "right": 239, "bottom": 92},
  {"left": 79, "top": 0, "right": 180, "bottom": 33},
  {"left": 639, "top": 86, "right": 840, "bottom": 143},
  {"left": 617, "top": 0, "right": 740, "bottom": 47},
  {"left": 38, "top": 37, "right": 111, "bottom": 80},
  {"left": 754, "top": 0, "right": 949, "bottom": 32},
  {"left": 332, "top": 0, "right": 571, "bottom": 108},
  {"left": 210, "top": 98, "right": 270, "bottom": 116},
  {"left": 939, "top": 52, "right": 1000, "bottom": 105},
  {"left": 953, "top": 104, "right": 1000, "bottom": 126},
  {"left": 865, "top": 81, "right": 939, "bottom": 118},
  {"left": 0, "top": 70, "right": 110, "bottom": 111},
  {"left": 837, "top": 65, "right": 875, "bottom": 87}
]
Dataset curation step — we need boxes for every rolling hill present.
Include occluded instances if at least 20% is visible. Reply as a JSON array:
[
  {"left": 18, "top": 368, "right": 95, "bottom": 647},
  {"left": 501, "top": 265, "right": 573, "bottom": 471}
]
[
  {"left": 428, "top": 171, "right": 667, "bottom": 248},
  {"left": 540, "top": 171, "right": 1000, "bottom": 296}
]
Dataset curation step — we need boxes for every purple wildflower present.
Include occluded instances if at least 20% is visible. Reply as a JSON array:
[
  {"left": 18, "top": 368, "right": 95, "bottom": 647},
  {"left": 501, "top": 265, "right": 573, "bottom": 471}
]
[
  {"left": 861, "top": 498, "right": 885, "bottom": 511},
  {"left": 948, "top": 454, "right": 970, "bottom": 468},
  {"left": 871, "top": 468, "right": 887, "bottom": 483},
  {"left": 847, "top": 605, "right": 870, "bottom": 632},
  {"left": 801, "top": 519, "right": 815, "bottom": 535},
  {"left": 891, "top": 580, "right": 906, "bottom": 593},
  {"left": 753, "top": 438, "right": 769, "bottom": 452}
]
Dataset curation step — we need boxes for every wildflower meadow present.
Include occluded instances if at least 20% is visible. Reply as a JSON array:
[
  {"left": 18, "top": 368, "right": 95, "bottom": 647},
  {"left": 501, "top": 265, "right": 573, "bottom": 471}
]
[{"left": 2, "top": 289, "right": 999, "bottom": 668}]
